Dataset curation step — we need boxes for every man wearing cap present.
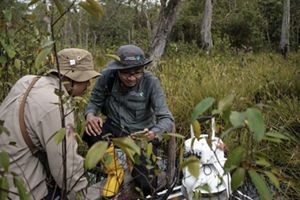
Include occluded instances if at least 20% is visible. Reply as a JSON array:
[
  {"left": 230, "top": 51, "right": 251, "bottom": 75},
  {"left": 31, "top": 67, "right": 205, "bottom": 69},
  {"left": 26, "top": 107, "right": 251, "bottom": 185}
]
[
  {"left": 84, "top": 44, "right": 174, "bottom": 197},
  {"left": 0, "top": 48, "right": 100, "bottom": 199}
]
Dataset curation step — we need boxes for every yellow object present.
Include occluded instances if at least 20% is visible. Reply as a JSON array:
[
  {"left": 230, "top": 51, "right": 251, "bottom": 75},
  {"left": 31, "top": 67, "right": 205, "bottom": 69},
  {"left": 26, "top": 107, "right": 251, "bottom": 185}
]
[{"left": 101, "top": 144, "right": 125, "bottom": 198}]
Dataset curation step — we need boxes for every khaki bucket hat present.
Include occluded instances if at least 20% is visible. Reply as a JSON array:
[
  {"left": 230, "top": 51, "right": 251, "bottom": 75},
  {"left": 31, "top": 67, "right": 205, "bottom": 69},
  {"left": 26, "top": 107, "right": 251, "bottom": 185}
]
[
  {"left": 48, "top": 48, "right": 100, "bottom": 82},
  {"left": 106, "top": 44, "right": 152, "bottom": 70}
]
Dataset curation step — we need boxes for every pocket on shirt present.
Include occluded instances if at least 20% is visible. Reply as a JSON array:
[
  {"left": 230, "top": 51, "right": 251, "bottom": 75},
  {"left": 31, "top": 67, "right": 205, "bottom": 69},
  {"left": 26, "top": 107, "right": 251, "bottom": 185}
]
[{"left": 126, "top": 100, "right": 146, "bottom": 119}]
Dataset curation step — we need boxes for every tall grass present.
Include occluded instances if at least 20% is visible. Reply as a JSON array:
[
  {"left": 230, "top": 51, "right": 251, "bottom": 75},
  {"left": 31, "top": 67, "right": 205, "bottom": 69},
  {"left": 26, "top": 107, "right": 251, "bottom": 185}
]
[{"left": 157, "top": 51, "right": 300, "bottom": 198}]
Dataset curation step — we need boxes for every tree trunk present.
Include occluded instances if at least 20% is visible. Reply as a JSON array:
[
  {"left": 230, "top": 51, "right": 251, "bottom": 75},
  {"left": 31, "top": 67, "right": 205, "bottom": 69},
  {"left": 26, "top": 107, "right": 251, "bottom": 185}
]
[
  {"left": 148, "top": 0, "right": 182, "bottom": 70},
  {"left": 280, "top": 0, "right": 290, "bottom": 59},
  {"left": 201, "top": 0, "right": 213, "bottom": 51}
]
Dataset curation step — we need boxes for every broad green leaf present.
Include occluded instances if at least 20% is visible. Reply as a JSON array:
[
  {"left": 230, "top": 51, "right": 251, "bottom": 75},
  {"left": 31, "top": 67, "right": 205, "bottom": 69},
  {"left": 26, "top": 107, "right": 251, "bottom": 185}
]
[
  {"left": 3, "top": 9, "right": 12, "bottom": 22},
  {"left": 218, "top": 94, "right": 234, "bottom": 113},
  {"left": 7, "top": 48, "right": 16, "bottom": 59},
  {"left": 181, "top": 155, "right": 200, "bottom": 178},
  {"left": 0, "top": 40, "right": 16, "bottom": 59},
  {"left": 14, "top": 59, "right": 22, "bottom": 68},
  {"left": 0, "top": 177, "right": 9, "bottom": 200},
  {"left": 28, "top": 0, "right": 41, "bottom": 7},
  {"left": 191, "top": 97, "right": 215, "bottom": 122},
  {"left": 13, "top": 176, "right": 31, "bottom": 200},
  {"left": 229, "top": 111, "right": 245, "bottom": 127},
  {"left": 224, "top": 146, "right": 246, "bottom": 172},
  {"left": 53, "top": 128, "right": 66, "bottom": 144},
  {"left": 255, "top": 157, "right": 271, "bottom": 167},
  {"left": 0, "top": 56, "right": 7, "bottom": 65},
  {"left": 105, "top": 54, "right": 120, "bottom": 61},
  {"left": 41, "top": 40, "right": 54, "bottom": 49},
  {"left": 146, "top": 143, "right": 153, "bottom": 159},
  {"left": 112, "top": 137, "right": 141, "bottom": 157},
  {"left": 54, "top": 88, "right": 65, "bottom": 97},
  {"left": 85, "top": 141, "right": 108, "bottom": 169},
  {"left": 79, "top": 0, "right": 104, "bottom": 21},
  {"left": 246, "top": 108, "right": 266, "bottom": 143},
  {"left": 53, "top": 0, "right": 64, "bottom": 14},
  {"left": 34, "top": 47, "right": 52, "bottom": 69},
  {"left": 248, "top": 170, "right": 272, "bottom": 200},
  {"left": 192, "top": 120, "right": 201, "bottom": 139},
  {"left": 0, "top": 151, "right": 10, "bottom": 172},
  {"left": 264, "top": 171, "right": 280, "bottom": 189},
  {"left": 231, "top": 167, "right": 245, "bottom": 191}
]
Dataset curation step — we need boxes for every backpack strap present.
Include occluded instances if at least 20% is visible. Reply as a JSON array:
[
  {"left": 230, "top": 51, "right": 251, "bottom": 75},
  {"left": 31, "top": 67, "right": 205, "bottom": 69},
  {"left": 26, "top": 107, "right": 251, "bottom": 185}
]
[{"left": 19, "top": 76, "right": 41, "bottom": 154}]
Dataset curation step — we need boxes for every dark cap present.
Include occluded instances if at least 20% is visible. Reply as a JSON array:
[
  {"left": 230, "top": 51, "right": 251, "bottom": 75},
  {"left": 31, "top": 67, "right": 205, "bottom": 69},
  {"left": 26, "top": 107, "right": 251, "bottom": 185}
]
[{"left": 106, "top": 44, "right": 152, "bottom": 70}]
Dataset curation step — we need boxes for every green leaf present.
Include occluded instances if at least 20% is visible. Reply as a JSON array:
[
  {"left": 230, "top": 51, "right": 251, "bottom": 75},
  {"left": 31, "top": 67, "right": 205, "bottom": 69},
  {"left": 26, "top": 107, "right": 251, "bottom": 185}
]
[
  {"left": 245, "top": 108, "right": 266, "bottom": 143},
  {"left": 0, "top": 151, "right": 10, "bottom": 172},
  {"left": 14, "top": 59, "right": 22, "bottom": 68},
  {"left": 265, "top": 132, "right": 290, "bottom": 141},
  {"left": 191, "top": 97, "right": 215, "bottom": 122},
  {"left": 3, "top": 9, "right": 12, "bottom": 22},
  {"left": 34, "top": 47, "right": 52, "bottom": 69},
  {"left": 217, "top": 94, "right": 234, "bottom": 113},
  {"left": 41, "top": 40, "right": 54, "bottom": 49},
  {"left": 255, "top": 157, "right": 271, "bottom": 167},
  {"left": 192, "top": 120, "right": 201, "bottom": 139},
  {"left": 248, "top": 170, "right": 272, "bottom": 200},
  {"left": 229, "top": 111, "right": 245, "bottom": 127},
  {"left": 0, "top": 177, "right": 9, "bottom": 200},
  {"left": 53, "top": 128, "right": 66, "bottom": 144},
  {"left": 112, "top": 137, "right": 141, "bottom": 159},
  {"left": 79, "top": 0, "right": 104, "bottom": 21},
  {"left": 146, "top": 143, "right": 153, "bottom": 159},
  {"left": 105, "top": 54, "right": 120, "bottom": 61},
  {"left": 231, "top": 167, "right": 245, "bottom": 191},
  {"left": 13, "top": 176, "right": 31, "bottom": 200},
  {"left": 28, "top": 0, "right": 41, "bottom": 7},
  {"left": 53, "top": 0, "right": 64, "bottom": 14},
  {"left": 181, "top": 155, "right": 200, "bottom": 178},
  {"left": 262, "top": 137, "right": 282, "bottom": 143},
  {"left": 224, "top": 146, "right": 246, "bottom": 172},
  {"left": 0, "top": 40, "right": 16, "bottom": 59},
  {"left": 163, "top": 133, "right": 185, "bottom": 140},
  {"left": 54, "top": 88, "right": 65, "bottom": 97},
  {"left": 264, "top": 171, "right": 280, "bottom": 189},
  {"left": 85, "top": 141, "right": 108, "bottom": 169},
  {"left": 0, "top": 56, "right": 7, "bottom": 65}
]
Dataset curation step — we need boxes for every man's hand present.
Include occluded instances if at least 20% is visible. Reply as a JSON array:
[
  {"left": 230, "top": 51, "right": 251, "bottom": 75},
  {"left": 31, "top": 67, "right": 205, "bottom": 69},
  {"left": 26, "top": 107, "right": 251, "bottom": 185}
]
[
  {"left": 85, "top": 113, "right": 103, "bottom": 136},
  {"left": 130, "top": 128, "right": 156, "bottom": 141},
  {"left": 144, "top": 128, "right": 156, "bottom": 141}
]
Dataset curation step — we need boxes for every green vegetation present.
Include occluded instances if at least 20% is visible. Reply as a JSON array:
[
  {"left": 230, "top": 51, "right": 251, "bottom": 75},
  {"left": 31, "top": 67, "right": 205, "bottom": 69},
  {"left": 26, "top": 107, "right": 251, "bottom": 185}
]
[
  {"left": 158, "top": 50, "right": 300, "bottom": 199},
  {"left": 1, "top": 0, "right": 299, "bottom": 199}
]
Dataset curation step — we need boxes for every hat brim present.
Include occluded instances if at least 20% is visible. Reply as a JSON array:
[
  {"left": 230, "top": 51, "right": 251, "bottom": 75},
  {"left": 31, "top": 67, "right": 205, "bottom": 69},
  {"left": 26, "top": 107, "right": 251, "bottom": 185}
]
[
  {"left": 48, "top": 69, "right": 100, "bottom": 82},
  {"left": 106, "top": 59, "right": 152, "bottom": 70}
]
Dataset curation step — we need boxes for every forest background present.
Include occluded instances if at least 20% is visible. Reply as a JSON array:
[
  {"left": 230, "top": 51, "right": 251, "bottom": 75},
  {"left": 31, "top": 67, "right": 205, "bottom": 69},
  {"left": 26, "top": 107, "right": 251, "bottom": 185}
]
[{"left": 0, "top": 0, "right": 299, "bottom": 199}]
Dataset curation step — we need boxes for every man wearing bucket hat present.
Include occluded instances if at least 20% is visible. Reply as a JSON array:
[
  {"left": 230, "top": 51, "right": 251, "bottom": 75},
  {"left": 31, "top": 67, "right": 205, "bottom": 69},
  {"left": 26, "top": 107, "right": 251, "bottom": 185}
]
[
  {"left": 0, "top": 48, "right": 100, "bottom": 199},
  {"left": 84, "top": 44, "right": 174, "bottom": 197}
]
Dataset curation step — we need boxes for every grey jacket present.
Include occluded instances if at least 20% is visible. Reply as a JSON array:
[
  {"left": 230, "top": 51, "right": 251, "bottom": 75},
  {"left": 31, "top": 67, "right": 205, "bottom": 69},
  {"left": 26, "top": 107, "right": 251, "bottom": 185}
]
[{"left": 85, "top": 69, "right": 174, "bottom": 136}]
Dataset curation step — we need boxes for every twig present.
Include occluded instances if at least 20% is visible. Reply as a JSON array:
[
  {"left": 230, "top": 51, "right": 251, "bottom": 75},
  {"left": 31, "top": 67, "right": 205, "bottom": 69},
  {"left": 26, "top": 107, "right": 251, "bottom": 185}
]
[{"left": 52, "top": 0, "right": 77, "bottom": 27}]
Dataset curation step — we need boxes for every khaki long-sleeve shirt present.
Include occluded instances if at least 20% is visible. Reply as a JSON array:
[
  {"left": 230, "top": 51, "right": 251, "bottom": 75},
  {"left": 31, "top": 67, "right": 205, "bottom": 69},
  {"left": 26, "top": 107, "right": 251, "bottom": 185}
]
[{"left": 0, "top": 75, "right": 92, "bottom": 199}]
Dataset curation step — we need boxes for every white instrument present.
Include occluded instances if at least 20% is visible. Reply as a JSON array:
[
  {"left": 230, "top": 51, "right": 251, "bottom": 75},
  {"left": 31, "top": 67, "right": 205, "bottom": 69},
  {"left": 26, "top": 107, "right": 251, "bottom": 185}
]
[{"left": 182, "top": 118, "right": 231, "bottom": 200}]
